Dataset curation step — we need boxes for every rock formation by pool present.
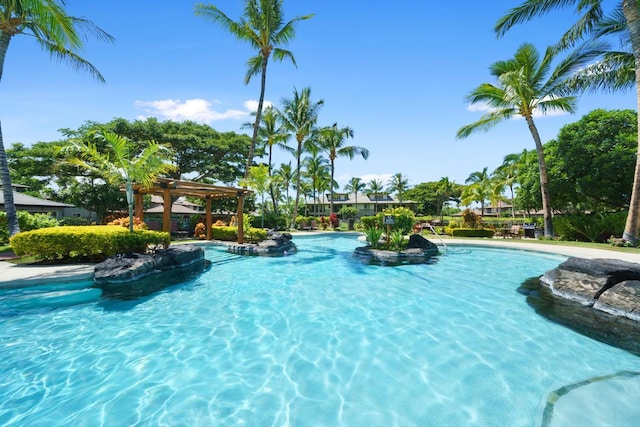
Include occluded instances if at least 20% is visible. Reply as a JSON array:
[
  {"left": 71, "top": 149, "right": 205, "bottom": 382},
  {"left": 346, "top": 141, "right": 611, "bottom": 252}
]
[{"left": 354, "top": 234, "right": 439, "bottom": 265}]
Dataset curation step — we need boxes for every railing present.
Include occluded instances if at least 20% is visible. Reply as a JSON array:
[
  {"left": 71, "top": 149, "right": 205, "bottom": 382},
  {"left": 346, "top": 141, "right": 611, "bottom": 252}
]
[{"left": 421, "top": 222, "right": 448, "bottom": 252}]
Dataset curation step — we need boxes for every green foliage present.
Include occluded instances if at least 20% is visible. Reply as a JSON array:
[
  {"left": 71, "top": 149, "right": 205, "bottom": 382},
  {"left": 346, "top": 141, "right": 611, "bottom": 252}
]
[
  {"left": 389, "top": 230, "right": 406, "bottom": 252},
  {"left": 59, "top": 216, "right": 91, "bottom": 226},
  {"left": 461, "top": 209, "right": 481, "bottom": 228},
  {"left": 209, "top": 225, "right": 267, "bottom": 242},
  {"left": 363, "top": 227, "right": 384, "bottom": 249},
  {"left": 338, "top": 206, "right": 358, "bottom": 219},
  {"left": 378, "top": 207, "right": 415, "bottom": 234},
  {"left": 9, "top": 226, "right": 169, "bottom": 261},
  {"left": 0, "top": 211, "right": 60, "bottom": 244},
  {"left": 553, "top": 212, "right": 627, "bottom": 243},
  {"left": 360, "top": 216, "right": 378, "bottom": 229},
  {"left": 450, "top": 228, "right": 495, "bottom": 238}
]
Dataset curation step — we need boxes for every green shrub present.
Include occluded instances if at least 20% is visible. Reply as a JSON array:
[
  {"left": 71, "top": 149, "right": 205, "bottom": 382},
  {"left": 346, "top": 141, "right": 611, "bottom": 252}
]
[
  {"left": 59, "top": 216, "right": 91, "bottom": 226},
  {"left": 360, "top": 215, "right": 378, "bottom": 229},
  {"left": 338, "top": 207, "right": 358, "bottom": 219},
  {"left": 363, "top": 227, "right": 384, "bottom": 249},
  {"left": 553, "top": 212, "right": 627, "bottom": 242},
  {"left": 0, "top": 211, "right": 60, "bottom": 244},
  {"left": 9, "top": 225, "right": 170, "bottom": 261},
  {"left": 209, "top": 225, "right": 267, "bottom": 242},
  {"left": 389, "top": 230, "right": 406, "bottom": 252},
  {"left": 378, "top": 207, "right": 415, "bottom": 234},
  {"left": 450, "top": 228, "right": 495, "bottom": 238}
]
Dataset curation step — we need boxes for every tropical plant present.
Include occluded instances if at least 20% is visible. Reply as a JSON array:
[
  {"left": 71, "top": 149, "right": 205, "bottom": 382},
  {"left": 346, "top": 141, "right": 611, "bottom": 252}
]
[
  {"left": 387, "top": 173, "right": 410, "bottom": 202},
  {"left": 493, "top": 153, "right": 520, "bottom": 218},
  {"left": 0, "top": 0, "right": 112, "bottom": 237},
  {"left": 435, "top": 177, "right": 456, "bottom": 220},
  {"left": 195, "top": 0, "right": 312, "bottom": 179},
  {"left": 344, "top": 176, "right": 366, "bottom": 208},
  {"left": 363, "top": 227, "right": 383, "bottom": 249},
  {"left": 64, "top": 131, "right": 176, "bottom": 233},
  {"left": 338, "top": 206, "right": 357, "bottom": 219},
  {"left": 494, "top": 0, "right": 640, "bottom": 243},
  {"left": 302, "top": 153, "right": 330, "bottom": 216},
  {"left": 367, "top": 179, "right": 385, "bottom": 214},
  {"left": 462, "top": 168, "right": 492, "bottom": 216},
  {"left": 278, "top": 87, "right": 324, "bottom": 228},
  {"left": 239, "top": 164, "right": 271, "bottom": 228},
  {"left": 317, "top": 123, "right": 368, "bottom": 214},
  {"left": 456, "top": 42, "right": 601, "bottom": 237},
  {"left": 389, "top": 230, "right": 406, "bottom": 252}
]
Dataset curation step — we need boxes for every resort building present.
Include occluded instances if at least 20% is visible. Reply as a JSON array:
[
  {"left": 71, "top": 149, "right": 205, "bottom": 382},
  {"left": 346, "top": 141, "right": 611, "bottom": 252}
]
[
  {"left": 0, "top": 184, "right": 89, "bottom": 219},
  {"left": 305, "top": 192, "right": 418, "bottom": 217}
]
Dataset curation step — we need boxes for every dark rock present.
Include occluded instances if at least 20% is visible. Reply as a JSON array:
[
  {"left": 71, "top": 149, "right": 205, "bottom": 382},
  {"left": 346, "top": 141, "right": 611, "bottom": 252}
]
[
  {"left": 228, "top": 233, "right": 296, "bottom": 256},
  {"left": 94, "top": 245, "right": 205, "bottom": 285},
  {"left": 406, "top": 234, "right": 439, "bottom": 256},
  {"left": 354, "top": 238, "right": 439, "bottom": 266},
  {"left": 541, "top": 257, "right": 640, "bottom": 321}
]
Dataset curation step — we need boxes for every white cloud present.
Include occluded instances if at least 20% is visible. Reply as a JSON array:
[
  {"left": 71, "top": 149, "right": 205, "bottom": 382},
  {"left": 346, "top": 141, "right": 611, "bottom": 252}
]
[
  {"left": 134, "top": 98, "right": 250, "bottom": 123},
  {"left": 359, "top": 173, "right": 393, "bottom": 185},
  {"left": 244, "top": 99, "right": 273, "bottom": 112}
]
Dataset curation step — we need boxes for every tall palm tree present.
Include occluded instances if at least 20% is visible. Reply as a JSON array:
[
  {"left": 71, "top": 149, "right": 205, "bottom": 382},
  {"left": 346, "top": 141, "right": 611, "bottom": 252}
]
[
  {"left": 239, "top": 164, "right": 270, "bottom": 228},
  {"left": 344, "top": 176, "right": 365, "bottom": 213},
  {"left": 195, "top": 0, "right": 312, "bottom": 179},
  {"left": 65, "top": 132, "right": 176, "bottom": 232},
  {"left": 302, "top": 153, "right": 329, "bottom": 216},
  {"left": 367, "top": 179, "right": 385, "bottom": 214},
  {"left": 463, "top": 168, "right": 492, "bottom": 217},
  {"left": 435, "top": 176, "right": 456, "bottom": 220},
  {"left": 0, "top": 0, "right": 112, "bottom": 237},
  {"left": 387, "top": 172, "right": 409, "bottom": 203},
  {"left": 495, "top": 0, "right": 640, "bottom": 243},
  {"left": 317, "top": 123, "right": 369, "bottom": 215},
  {"left": 247, "top": 105, "right": 292, "bottom": 216},
  {"left": 456, "top": 43, "right": 601, "bottom": 237},
  {"left": 494, "top": 153, "right": 521, "bottom": 218},
  {"left": 275, "top": 161, "right": 293, "bottom": 205},
  {"left": 278, "top": 87, "right": 323, "bottom": 228}
]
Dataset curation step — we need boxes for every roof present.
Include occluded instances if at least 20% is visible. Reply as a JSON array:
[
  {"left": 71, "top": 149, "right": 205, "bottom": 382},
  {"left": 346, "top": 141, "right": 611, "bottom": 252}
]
[
  {"left": 0, "top": 190, "right": 72, "bottom": 208},
  {"left": 134, "top": 178, "right": 252, "bottom": 199},
  {"left": 313, "top": 192, "right": 417, "bottom": 205},
  {"left": 145, "top": 204, "right": 203, "bottom": 215}
]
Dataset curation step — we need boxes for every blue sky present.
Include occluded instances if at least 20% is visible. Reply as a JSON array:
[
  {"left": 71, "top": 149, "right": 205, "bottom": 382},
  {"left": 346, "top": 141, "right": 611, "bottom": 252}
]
[{"left": 2, "top": 0, "right": 635, "bottom": 188}]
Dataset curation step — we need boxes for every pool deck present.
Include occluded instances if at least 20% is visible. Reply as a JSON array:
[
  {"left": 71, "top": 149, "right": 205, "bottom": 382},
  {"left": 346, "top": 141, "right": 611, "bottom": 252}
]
[{"left": 2, "top": 236, "right": 640, "bottom": 286}]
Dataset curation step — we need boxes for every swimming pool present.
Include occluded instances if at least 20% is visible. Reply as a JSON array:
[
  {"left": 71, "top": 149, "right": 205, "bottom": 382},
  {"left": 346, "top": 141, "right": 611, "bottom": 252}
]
[{"left": 1, "top": 234, "right": 639, "bottom": 426}]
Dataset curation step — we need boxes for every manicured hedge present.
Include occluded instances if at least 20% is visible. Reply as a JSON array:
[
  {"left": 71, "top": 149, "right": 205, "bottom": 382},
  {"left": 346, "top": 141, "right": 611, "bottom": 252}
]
[
  {"left": 10, "top": 226, "right": 170, "bottom": 261},
  {"left": 210, "top": 226, "right": 267, "bottom": 242},
  {"left": 450, "top": 228, "right": 495, "bottom": 238}
]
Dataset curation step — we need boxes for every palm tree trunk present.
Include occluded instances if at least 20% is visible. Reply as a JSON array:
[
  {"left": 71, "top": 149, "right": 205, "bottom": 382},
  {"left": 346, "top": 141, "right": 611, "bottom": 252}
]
[
  {"left": 330, "top": 161, "right": 335, "bottom": 215},
  {"left": 526, "top": 116, "right": 554, "bottom": 237},
  {"left": 245, "top": 57, "right": 269, "bottom": 179},
  {"left": 510, "top": 185, "right": 515, "bottom": 218},
  {"left": 622, "top": 0, "right": 640, "bottom": 244},
  {"left": 0, "top": 34, "right": 20, "bottom": 236},
  {"left": 291, "top": 140, "right": 302, "bottom": 229}
]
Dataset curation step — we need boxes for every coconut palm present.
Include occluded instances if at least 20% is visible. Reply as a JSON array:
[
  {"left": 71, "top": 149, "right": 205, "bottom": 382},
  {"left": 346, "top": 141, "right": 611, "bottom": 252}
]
[
  {"left": 65, "top": 132, "right": 176, "bottom": 232},
  {"left": 275, "top": 161, "right": 293, "bottom": 205},
  {"left": 387, "top": 172, "right": 409, "bottom": 202},
  {"left": 495, "top": 0, "right": 640, "bottom": 243},
  {"left": 344, "top": 176, "right": 366, "bottom": 213},
  {"left": 494, "top": 153, "right": 521, "bottom": 218},
  {"left": 195, "top": 0, "right": 312, "bottom": 179},
  {"left": 302, "top": 153, "right": 329, "bottom": 216},
  {"left": 0, "top": 0, "right": 112, "bottom": 237},
  {"left": 278, "top": 87, "right": 323, "bottom": 228},
  {"left": 435, "top": 176, "right": 456, "bottom": 220},
  {"left": 239, "top": 164, "right": 270, "bottom": 228},
  {"left": 317, "top": 123, "right": 368, "bottom": 215},
  {"left": 456, "top": 42, "right": 601, "bottom": 237},
  {"left": 367, "top": 179, "right": 385, "bottom": 214},
  {"left": 463, "top": 168, "right": 492, "bottom": 217}
]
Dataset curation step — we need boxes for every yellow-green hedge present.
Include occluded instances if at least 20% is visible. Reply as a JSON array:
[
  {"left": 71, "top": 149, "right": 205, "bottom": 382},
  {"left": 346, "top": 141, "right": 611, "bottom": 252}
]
[
  {"left": 211, "top": 226, "right": 267, "bottom": 242},
  {"left": 10, "top": 226, "right": 170, "bottom": 260}
]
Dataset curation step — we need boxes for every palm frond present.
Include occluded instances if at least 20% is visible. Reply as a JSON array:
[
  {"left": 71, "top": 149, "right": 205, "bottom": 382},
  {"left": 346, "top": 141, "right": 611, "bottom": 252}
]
[{"left": 456, "top": 109, "right": 516, "bottom": 139}]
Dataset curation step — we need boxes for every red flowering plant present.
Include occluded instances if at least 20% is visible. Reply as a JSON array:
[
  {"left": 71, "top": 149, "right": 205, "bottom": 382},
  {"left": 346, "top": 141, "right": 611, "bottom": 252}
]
[{"left": 329, "top": 213, "right": 339, "bottom": 229}]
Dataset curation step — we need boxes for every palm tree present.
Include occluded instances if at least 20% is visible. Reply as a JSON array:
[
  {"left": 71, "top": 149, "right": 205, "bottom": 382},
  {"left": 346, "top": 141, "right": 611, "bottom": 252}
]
[
  {"left": 275, "top": 161, "right": 294, "bottom": 205},
  {"left": 495, "top": 0, "right": 640, "bottom": 243},
  {"left": 456, "top": 43, "right": 600, "bottom": 237},
  {"left": 317, "top": 123, "right": 369, "bottom": 215},
  {"left": 367, "top": 179, "right": 385, "bottom": 214},
  {"left": 0, "top": 1, "right": 112, "bottom": 237},
  {"left": 302, "top": 153, "right": 329, "bottom": 216},
  {"left": 65, "top": 132, "right": 176, "bottom": 232},
  {"left": 463, "top": 168, "right": 492, "bottom": 217},
  {"left": 278, "top": 87, "right": 323, "bottom": 228},
  {"left": 240, "top": 164, "right": 270, "bottom": 228},
  {"left": 246, "top": 105, "right": 292, "bottom": 216},
  {"left": 387, "top": 172, "right": 409, "bottom": 203},
  {"left": 344, "top": 176, "right": 365, "bottom": 214},
  {"left": 195, "top": 0, "right": 312, "bottom": 179},
  {"left": 435, "top": 177, "right": 456, "bottom": 220},
  {"left": 494, "top": 153, "right": 520, "bottom": 218}
]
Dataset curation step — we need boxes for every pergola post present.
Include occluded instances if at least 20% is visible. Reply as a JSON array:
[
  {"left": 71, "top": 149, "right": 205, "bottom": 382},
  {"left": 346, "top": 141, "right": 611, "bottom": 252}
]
[
  {"left": 162, "top": 187, "right": 172, "bottom": 234},
  {"left": 134, "top": 190, "right": 144, "bottom": 221},
  {"left": 206, "top": 197, "right": 212, "bottom": 240},
  {"left": 237, "top": 191, "right": 244, "bottom": 244}
]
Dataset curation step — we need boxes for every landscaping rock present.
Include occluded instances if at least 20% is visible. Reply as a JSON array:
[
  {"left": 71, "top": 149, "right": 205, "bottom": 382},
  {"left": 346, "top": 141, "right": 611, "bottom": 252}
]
[
  {"left": 227, "top": 231, "right": 296, "bottom": 256},
  {"left": 540, "top": 257, "right": 640, "bottom": 321},
  {"left": 354, "top": 235, "right": 440, "bottom": 266},
  {"left": 94, "top": 245, "right": 205, "bottom": 285}
]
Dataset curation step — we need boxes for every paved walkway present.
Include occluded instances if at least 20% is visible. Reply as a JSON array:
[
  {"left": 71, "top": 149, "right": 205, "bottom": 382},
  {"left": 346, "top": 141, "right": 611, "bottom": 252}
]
[{"left": 1, "top": 236, "right": 639, "bottom": 287}]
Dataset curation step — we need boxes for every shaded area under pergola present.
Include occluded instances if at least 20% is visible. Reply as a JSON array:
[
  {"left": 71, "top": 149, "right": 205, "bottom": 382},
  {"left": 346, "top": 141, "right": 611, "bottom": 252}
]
[{"left": 132, "top": 178, "right": 252, "bottom": 244}]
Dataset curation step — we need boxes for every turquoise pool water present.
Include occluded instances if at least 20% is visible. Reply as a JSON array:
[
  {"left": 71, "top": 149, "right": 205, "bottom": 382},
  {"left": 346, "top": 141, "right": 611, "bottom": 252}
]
[{"left": 1, "top": 234, "right": 639, "bottom": 426}]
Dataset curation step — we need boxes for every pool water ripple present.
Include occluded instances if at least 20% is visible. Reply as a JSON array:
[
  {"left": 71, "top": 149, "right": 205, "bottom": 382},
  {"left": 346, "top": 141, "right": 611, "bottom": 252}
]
[{"left": 1, "top": 235, "right": 640, "bottom": 426}]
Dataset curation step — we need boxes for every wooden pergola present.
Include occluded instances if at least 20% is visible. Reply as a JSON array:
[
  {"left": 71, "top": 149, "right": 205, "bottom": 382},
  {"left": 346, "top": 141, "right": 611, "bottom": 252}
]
[{"left": 132, "top": 178, "right": 253, "bottom": 244}]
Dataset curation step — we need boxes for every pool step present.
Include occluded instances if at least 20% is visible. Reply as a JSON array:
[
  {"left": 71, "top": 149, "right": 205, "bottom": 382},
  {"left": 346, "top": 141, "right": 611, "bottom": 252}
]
[
  {"left": 0, "top": 281, "right": 102, "bottom": 312},
  {"left": 206, "top": 250, "right": 245, "bottom": 265}
]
